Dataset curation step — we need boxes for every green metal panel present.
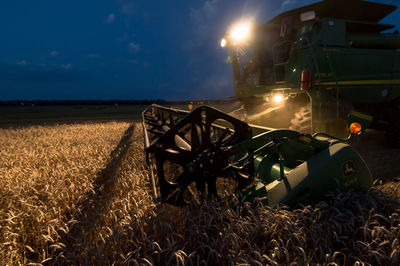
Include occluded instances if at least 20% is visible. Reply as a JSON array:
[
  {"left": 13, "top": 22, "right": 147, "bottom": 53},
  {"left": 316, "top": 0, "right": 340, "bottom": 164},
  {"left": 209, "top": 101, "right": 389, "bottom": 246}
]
[
  {"left": 310, "top": 47, "right": 398, "bottom": 104},
  {"left": 267, "top": 0, "right": 396, "bottom": 26},
  {"left": 315, "top": 19, "right": 347, "bottom": 46},
  {"left": 256, "top": 155, "right": 291, "bottom": 184},
  {"left": 264, "top": 143, "right": 372, "bottom": 206}
]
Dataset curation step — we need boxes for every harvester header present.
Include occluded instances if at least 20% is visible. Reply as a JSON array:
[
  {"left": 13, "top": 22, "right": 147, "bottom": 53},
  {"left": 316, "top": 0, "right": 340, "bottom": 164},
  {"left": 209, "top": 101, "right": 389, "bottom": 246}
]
[{"left": 142, "top": 104, "right": 372, "bottom": 207}]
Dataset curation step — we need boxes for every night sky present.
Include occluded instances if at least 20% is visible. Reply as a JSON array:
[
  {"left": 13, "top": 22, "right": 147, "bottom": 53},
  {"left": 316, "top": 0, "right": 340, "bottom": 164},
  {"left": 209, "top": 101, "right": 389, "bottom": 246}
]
[{"left": 1, "top": 0, "right": 399, "bottom": 101}]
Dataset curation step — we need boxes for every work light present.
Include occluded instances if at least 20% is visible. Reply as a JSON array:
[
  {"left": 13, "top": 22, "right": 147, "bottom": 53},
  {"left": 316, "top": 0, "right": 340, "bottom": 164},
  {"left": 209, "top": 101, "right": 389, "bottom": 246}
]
[
  {"left": 230, "top": 22, "right": 251, "bottom": 44},
  {"left": 220, "top": 38, "right": 227, "bottom": 47}
]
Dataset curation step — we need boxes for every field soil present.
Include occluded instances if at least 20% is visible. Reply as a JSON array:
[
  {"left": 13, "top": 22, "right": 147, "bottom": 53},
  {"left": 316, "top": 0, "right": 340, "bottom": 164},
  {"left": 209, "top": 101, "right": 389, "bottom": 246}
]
[
  {"left": 0, "top": 104, "right": 399, "bottom": 264},
  {"left": 350, "top": 129, "right": 400, "bottom": 182}
]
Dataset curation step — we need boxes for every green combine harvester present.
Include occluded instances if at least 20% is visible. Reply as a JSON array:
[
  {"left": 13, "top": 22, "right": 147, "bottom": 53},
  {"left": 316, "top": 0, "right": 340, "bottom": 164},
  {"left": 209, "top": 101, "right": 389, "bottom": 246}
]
[
  {"left": 142, "top": 104, "right": 372, "bottom": 207},
  {"left": 220, "top": 0, "right": 400, "bottom": 142},
  {"left": 142, "top": 0, "right": 399, "bottom": 207}
]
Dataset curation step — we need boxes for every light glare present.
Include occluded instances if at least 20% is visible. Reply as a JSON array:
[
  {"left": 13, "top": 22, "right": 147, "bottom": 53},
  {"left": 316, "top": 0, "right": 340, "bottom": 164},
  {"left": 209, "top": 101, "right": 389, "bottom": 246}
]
[
  {"left": 273, "top": 94, "right": 284, "bottom": 103},
  {"left": 230, "top": 22, "right": 251, "bottom": 43},
  {"left": 349, "top": 122, "right": 362, "bottom": 134},
  {"left": 220, "top": 38, "right": 227, "bottom": 47}
]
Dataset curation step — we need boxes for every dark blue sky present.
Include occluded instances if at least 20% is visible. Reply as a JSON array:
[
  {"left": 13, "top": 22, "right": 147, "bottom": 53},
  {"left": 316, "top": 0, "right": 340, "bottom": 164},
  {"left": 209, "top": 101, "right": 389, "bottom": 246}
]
[{"left": 1, "top": 0, "right": 399, "bottom": 100}]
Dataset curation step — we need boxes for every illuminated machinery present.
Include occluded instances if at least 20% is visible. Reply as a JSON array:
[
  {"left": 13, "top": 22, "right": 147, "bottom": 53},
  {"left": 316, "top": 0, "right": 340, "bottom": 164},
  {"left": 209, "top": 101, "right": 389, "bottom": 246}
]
[
  {"left": 140, "top": 0, "right": 400, "bottom": 208},
  {"left": 142, "top": 103, "right": 372, "bottom": 207},
  {"left": 220, "top": 0, "right": 400, "bottom": 143}
]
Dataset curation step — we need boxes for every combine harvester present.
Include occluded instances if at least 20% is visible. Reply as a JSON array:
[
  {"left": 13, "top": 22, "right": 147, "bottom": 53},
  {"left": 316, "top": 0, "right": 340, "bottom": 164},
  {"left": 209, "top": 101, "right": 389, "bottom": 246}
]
[
  {"left": 221, "top": 0, "right": 400, "bottom": 141},
  {"left": 142, "top": 0, "right": 399, "bottom": 206}
]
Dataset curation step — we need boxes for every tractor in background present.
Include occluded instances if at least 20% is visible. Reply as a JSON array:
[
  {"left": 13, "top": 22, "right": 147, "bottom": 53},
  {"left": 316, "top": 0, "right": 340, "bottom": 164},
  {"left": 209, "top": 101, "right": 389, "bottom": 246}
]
[{"left": 220, "top": 0, "right": 400, "bottom": 144}]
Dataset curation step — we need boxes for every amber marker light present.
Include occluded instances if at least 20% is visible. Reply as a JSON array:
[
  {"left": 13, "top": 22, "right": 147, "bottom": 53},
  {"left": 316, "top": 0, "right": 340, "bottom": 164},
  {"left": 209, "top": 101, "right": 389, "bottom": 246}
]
[
  {"left": 188, "top": 104, "right": 193, "bottom": 111},
  {"left": 349, "top": 122, "right": 362, "bottom": 134}
]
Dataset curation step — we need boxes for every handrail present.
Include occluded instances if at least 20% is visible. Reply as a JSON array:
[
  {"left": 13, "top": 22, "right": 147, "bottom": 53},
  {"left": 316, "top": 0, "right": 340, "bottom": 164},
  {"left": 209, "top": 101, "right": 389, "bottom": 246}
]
[
  {"left": 323, "top": 44, "right": 341, "bottom": 135},
  {"left": 293, "top": 36, "right": 320, "bottom": 133},
  {"left": 272, "top": 40, "right": 294, "bottom": 82},
  {"left": 294, "top": 37, "right": 321, "bottom": 81}
]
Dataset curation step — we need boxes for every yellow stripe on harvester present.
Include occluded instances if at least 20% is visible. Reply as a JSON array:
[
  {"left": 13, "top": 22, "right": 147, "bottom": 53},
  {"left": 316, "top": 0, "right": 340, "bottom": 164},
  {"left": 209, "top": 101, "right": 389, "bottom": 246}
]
[
  {"left": 317, "top": 79, "right": 400, "bottom": 86},
  {"left": 350, "top": 110, "right": 373, "bottom": 121}
]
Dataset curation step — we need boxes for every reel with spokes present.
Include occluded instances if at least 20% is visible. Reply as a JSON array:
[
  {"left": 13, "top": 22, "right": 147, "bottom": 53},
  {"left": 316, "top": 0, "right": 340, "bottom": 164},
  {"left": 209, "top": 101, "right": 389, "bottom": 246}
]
[{"left": 146, "top": 106, "right": 253, "bottom": 205}]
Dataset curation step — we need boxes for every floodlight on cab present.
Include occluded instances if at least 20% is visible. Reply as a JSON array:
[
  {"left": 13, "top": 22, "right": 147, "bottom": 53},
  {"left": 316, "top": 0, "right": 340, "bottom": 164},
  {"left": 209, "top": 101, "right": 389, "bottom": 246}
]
[{"left": 230, "top": 21, "right": 252, "bottom": 44}]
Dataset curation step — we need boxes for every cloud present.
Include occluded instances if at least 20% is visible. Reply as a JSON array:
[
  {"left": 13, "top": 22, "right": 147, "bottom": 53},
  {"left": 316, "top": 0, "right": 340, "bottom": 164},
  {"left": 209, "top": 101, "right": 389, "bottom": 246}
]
[
  {"left": 128, "top": 42, "right": 141, "bottom": 53},
  {"left": 190, "top": 0, "right": 218, "bottom": 23},
  {"left": 118, "top": 0, "right": 137, "bottom": 16},
  {"left": 50, "top": 51, "right": 59, "bottom": 57},
  {"left": 277, "top": 0, "right": 319, "bottom": 13},
  {"left": 60, "top": 64, "right": 73, "bottom": 70},
  {"left": 279, "top": 0, "right": 297, "bottom": 10},
  {"left": 16, "top": 60, "right": 28, "bottom": 66},
  {"left": 190, "top": 0, "right": 218, "bottom": 40},
  {"left": 88, "top": 54, "right": 100, "bottom": 58},
  {"left": 105, "top": 13, "right": 115, "bottom": 23}
]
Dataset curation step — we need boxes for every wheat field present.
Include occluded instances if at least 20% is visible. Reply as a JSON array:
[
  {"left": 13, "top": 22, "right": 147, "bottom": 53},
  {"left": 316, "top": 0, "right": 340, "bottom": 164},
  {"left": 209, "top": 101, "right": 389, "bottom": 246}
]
[{"left": 0, "top": 121, "right": 399, "bottom": 265}]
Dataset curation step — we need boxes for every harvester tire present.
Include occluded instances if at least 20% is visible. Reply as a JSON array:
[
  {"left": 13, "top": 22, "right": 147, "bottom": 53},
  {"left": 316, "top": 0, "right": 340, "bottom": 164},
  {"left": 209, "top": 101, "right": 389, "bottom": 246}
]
[
  {"left": 289, "top": 106, "right": 311, "bottom": 133},
  {"left": 387, "top": 111, "right": 400, "bottom": 148}
]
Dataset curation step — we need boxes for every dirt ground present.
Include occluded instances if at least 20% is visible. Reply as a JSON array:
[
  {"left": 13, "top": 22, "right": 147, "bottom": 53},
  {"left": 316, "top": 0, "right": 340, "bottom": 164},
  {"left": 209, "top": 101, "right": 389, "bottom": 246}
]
[{"left": 350, "top": 129, "right": 400, "bottom": 182}]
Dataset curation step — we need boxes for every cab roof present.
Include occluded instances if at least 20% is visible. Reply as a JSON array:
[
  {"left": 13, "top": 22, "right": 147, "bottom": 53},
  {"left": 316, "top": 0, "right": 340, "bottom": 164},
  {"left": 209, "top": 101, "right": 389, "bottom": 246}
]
[{"left": 268, "top": 0, "right": 397, "bottom": 25}]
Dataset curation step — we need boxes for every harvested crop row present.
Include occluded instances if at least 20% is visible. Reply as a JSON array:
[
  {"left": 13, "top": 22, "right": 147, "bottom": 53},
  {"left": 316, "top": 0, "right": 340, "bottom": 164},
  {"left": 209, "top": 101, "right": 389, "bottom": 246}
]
[
  {"left": 55, "top": 122, "right": 157, "bottom": 264},
  {"left": 0, "top": 122, "right": 130, "bottom": 264}
]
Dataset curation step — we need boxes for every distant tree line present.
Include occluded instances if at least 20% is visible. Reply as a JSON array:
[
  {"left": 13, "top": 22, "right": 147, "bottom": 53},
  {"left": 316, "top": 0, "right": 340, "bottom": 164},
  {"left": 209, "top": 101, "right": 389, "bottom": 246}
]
[
  {"left": 167, "top": 100, "right": 235, "bottom": 106},
  {"left": 0, "top": 99, "right": 167, "bottom": 106},
  {"left": 0, "top": 99, "right": 234, "bottom": 106}
]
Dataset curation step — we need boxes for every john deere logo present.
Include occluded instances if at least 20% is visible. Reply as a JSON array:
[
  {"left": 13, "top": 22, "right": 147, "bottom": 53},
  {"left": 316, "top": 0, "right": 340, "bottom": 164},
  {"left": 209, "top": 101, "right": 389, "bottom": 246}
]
[{"left": 342, "top": 160, "right": 356, "bottom": 177}]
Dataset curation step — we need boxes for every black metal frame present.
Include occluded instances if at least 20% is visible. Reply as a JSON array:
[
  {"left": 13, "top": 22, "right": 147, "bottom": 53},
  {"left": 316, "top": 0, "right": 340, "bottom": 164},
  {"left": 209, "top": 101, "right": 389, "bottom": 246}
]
[{"left": 143, "top": 104, "right": 254, "bottom": 205}]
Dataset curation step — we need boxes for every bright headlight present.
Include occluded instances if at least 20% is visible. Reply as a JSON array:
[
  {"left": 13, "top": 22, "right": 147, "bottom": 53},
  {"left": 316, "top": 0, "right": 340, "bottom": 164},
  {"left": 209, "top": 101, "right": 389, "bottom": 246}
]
[
  {"left": 230, "top": 22, "right": 251, "bottom": 43},
  {"left": 220, "top": 38, "right": 227, "bottom": 47},
  {"left": 273, "top": 94, "right": 284, "bottom": 103}
]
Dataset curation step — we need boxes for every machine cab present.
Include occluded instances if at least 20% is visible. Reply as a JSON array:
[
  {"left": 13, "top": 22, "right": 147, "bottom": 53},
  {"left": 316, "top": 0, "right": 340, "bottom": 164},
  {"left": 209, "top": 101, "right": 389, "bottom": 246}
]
[{"left": 221, "top": 0, "right": 400, "bottom": 105}]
